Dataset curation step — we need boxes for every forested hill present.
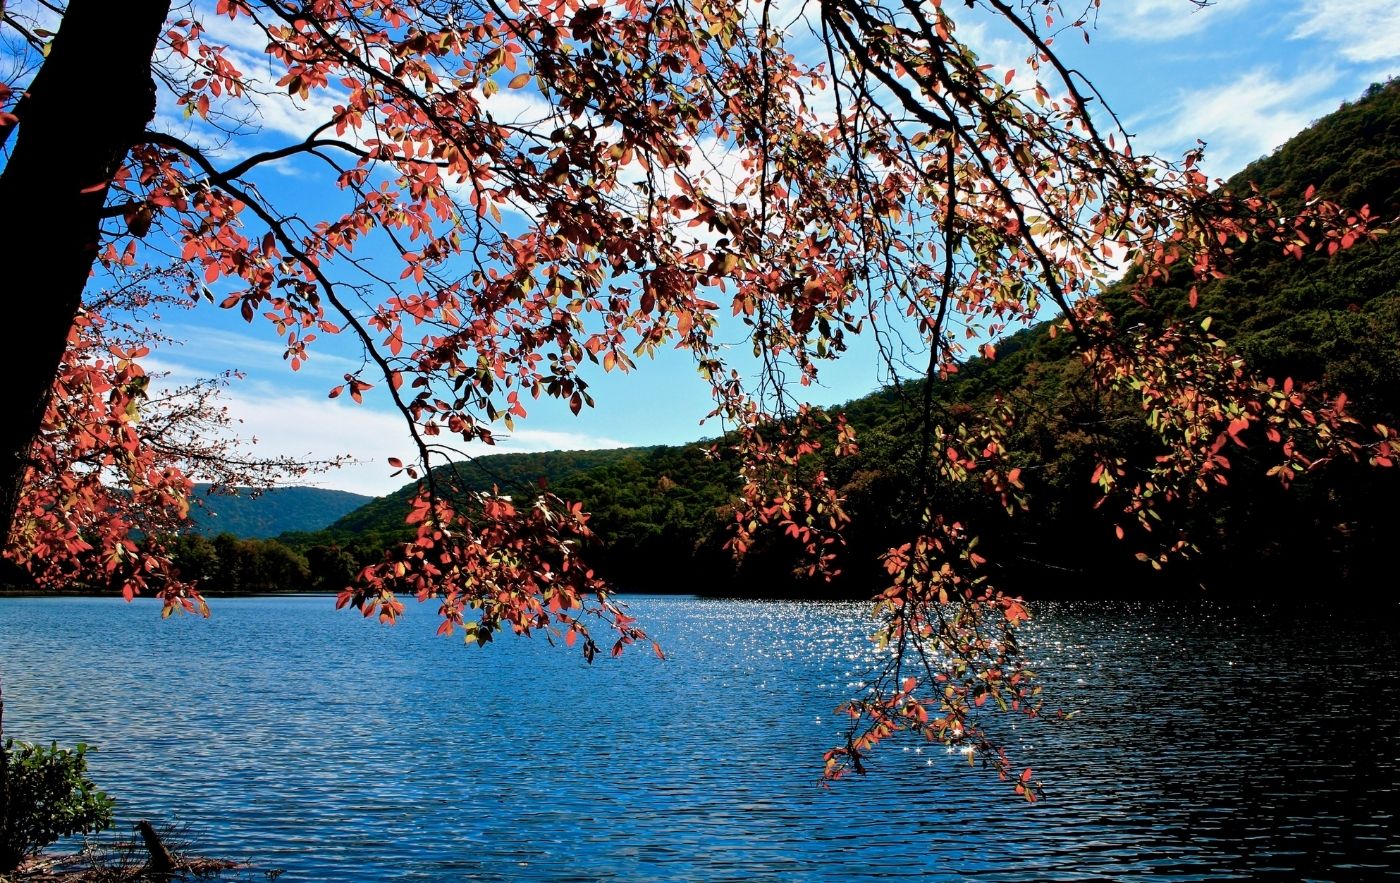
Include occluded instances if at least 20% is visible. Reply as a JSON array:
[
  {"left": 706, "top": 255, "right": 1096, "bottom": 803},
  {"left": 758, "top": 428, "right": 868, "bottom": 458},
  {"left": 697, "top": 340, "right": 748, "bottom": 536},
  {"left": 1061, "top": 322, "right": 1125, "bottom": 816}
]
[
  {"left": 818, "top": 79, "right": 1400, "bottom": 598},
  {"left": 309, "top": 447, "right": 656, "bottom": 544},
  {"left": 191, "top": 80, "right": 1400, "bottom": 599},
  {"left": 189, "top": 485, "right": 373, "bottom": 539}
]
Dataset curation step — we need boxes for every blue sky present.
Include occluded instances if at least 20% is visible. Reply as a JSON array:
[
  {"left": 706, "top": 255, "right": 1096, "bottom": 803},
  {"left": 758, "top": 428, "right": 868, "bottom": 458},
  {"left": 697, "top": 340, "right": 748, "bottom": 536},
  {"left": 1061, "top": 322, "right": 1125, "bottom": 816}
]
[{"left": 125, "top": 0, "right": 1400, "bottom": 496}]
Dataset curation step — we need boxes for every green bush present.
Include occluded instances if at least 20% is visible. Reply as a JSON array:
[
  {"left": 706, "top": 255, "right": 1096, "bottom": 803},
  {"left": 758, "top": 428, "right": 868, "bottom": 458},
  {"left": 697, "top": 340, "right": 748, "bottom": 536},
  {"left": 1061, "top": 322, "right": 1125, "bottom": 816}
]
[{"left": 0, "top": 739, "right": 115, "bottom": 873}]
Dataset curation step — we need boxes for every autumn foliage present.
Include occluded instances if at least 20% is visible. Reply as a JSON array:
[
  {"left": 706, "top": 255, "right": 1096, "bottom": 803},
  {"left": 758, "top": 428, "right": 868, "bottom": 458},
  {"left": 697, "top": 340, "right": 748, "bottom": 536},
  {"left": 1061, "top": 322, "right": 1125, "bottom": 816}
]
[
  {"left": 1, "top": 0, "right": 1393, "bottom": 795},
  {"left": 4, "top": 269, "right": 338, "bottom": 612}
]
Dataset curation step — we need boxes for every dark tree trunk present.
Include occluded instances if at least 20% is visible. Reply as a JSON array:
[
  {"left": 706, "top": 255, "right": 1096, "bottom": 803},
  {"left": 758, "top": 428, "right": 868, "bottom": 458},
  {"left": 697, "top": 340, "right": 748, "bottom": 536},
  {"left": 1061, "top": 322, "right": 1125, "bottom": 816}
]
[
  {"left": 137, "top": 819, "right": 178, "bottom": 876},
  {"left": 0, "top": 0, "right": 171, "bottom": 546}
]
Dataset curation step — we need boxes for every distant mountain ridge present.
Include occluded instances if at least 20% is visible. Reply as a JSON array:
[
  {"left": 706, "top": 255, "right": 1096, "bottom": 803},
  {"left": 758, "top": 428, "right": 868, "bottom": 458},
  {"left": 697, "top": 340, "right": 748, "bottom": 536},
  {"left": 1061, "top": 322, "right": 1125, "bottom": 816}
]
[{"left": 189, "top": 485, "right": 374, "bottom": 538}]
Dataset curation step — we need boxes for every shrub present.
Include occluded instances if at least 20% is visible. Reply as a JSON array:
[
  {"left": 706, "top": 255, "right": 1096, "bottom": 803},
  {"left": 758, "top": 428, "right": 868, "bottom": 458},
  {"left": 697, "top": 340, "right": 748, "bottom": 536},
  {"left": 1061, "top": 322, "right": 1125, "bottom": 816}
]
[{"left": 0, "top": 739, "right": 115, "bottom": 873}]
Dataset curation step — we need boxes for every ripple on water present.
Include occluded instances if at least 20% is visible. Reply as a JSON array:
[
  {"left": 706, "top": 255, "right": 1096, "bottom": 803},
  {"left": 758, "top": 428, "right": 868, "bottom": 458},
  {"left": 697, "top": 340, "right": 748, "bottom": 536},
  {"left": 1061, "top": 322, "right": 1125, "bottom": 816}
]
[{"left": 1, "top": 595, "right": 1397, "bottom": 881}]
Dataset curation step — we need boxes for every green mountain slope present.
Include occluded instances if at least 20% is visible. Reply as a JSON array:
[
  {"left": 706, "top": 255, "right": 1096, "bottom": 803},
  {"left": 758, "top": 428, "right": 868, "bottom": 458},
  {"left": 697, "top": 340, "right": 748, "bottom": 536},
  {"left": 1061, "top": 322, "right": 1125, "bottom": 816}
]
[
  {"left": 189, "top": 485, "right": 374, "bottom": 539},
  {"left": 314, "top": 447, "right": 653, "bottom": 542},
  {"left": 819, "top": 79, "right": 1400, "bottom": 597},
  {"left": 279, "top": 444, "right": 745, "bottom": 592}
]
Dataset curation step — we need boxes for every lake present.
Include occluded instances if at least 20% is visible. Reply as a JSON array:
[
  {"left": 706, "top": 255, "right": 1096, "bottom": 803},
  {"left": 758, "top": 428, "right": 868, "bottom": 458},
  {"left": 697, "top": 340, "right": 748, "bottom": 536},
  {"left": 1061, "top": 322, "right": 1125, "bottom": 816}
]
[{"left": 1, "top": 595, "right": 1397, "bottom": 880}]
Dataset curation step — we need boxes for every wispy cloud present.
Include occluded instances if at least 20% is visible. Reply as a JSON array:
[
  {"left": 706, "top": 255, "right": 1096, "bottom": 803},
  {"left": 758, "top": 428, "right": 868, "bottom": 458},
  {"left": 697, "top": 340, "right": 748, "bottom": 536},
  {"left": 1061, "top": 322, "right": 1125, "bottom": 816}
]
[
  {"left": 1101, "top": 0, "right": 1253, "bottom": 42},
  {"left": 1133, "top": 67, "right": 1342, "bottom": 178},
  {"left": 153, "top": 322, "right": 365, "bottom": 381},
  {"left": 150, "top": 3, "right": 356, "bottom": 163},
  {"left": 194, "top": 7, "right": 279, "bottom": 58},
  {"left": 213, "top": 388, "right": 633, "bottom": 496},
  {"left": 1290, "top": 0, "right": 1400, "bottom": 64},
  {"left": 139, "top": 364, "right": 635, "bottom": 496}
]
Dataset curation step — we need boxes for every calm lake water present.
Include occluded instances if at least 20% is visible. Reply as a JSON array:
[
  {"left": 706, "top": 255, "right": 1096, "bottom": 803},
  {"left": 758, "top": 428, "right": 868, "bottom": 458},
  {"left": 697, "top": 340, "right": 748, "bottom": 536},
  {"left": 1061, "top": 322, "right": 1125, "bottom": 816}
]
[{"left": 1, "top": 595, "right": 1397, "bottom": 881}]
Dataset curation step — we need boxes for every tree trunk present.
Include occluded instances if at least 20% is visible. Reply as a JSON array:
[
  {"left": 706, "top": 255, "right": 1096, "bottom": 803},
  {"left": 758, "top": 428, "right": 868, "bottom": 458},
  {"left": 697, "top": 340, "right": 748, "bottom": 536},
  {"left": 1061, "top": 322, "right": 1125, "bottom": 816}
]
[
  {"left": 0, "top": 0, "right": 171, "bottom": 546},
  {"left": 136, "top": 819, "right": 178, "bottom": 876}
]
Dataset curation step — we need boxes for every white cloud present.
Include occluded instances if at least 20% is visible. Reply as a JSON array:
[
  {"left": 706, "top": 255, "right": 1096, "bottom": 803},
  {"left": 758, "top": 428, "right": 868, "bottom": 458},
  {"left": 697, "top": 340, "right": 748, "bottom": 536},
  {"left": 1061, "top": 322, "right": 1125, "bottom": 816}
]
[
  {"left": 145, "top": 344, "right": 635, "bottom": 496},
  {"left": 240, "top": 79, "right": 346, "bottom": 144},
  {"left": 1291, "top": 0, "right": 1400, "bottom": 63},
  {"left": 149, "top": 3, "right": 360, "bottom": 163},
  {"left": 154, "top": 323, "right": 364, "bottom": 381},
  {"left": 952, "top": 18, "right": 1028, "bottom": 75},
  {"left": 489, "top": 428, "right": 633, "bottom": 454},
  {"left": 194, "top": 386, "right": 633, "bottom": 497},
  {"left": 199, "top": 389, "right": 405, "bottom": 496},
  {"left": 1102, "top": 0, "right": 1252, "bottom": 42},
  {"left": 193, "top": 6, "right": 278, "bottom": 58},
  {"left": 1133, "top": 67, "right": 1342, "bottom": 177}
]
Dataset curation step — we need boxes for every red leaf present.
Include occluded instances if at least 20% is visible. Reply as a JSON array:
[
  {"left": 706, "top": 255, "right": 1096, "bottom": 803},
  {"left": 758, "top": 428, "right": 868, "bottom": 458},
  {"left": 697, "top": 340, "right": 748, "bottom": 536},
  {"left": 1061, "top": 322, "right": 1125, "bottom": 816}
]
[{"left": 1227, "top": 417, "right": 1251, "bottom": 447}]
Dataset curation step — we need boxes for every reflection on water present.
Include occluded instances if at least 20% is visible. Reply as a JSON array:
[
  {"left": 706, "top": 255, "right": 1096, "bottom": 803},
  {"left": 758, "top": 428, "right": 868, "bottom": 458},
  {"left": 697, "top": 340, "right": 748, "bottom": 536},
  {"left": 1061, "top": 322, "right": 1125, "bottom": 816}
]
[{"left": 1, "top": 596, "right": 1396, "bottom": 880}]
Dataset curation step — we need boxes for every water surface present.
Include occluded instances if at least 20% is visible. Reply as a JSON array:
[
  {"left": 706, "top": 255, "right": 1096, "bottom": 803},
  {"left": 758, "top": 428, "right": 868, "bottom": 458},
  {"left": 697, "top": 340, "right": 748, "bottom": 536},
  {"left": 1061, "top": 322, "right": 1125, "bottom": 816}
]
[{"left": 1, "top": 595, "right": 1396, "bottom": 880}]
